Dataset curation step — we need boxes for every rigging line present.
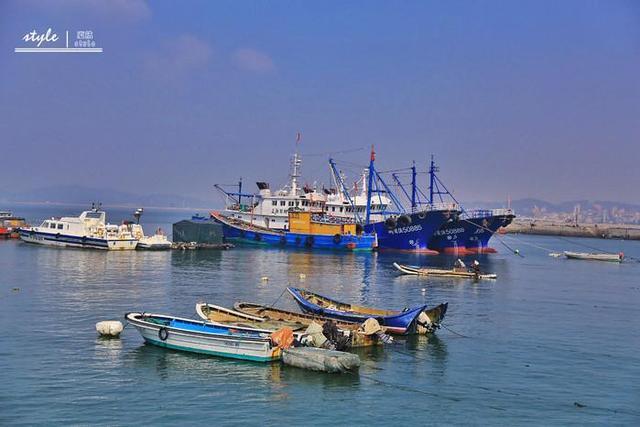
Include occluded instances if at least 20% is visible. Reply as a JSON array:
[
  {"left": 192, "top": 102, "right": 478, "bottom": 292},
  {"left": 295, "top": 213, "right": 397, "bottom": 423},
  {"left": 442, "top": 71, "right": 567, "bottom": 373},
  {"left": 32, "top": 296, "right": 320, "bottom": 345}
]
[
  {"left": 301, "top": 147, "right": 367, "bottom": 157},
  {"left": 553, "top": 235, "right": 618, "bottom": 254},
  {"left": 269, "top": 287, "right": 288, "bottom": 308},
  {"left": 459, "top": 218, "right": 524, "bottom": 257},
  {"left": 499, "top": 233, "right": 560, "bottom": 253},
  {"left": 440, "top": 324, "right": 470, "bottom": 338}
]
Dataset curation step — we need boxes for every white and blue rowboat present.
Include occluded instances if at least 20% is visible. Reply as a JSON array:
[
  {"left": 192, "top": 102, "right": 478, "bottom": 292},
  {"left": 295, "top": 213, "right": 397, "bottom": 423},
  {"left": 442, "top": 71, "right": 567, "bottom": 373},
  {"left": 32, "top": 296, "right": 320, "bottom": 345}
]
[{"left": 125, "top": 312, "right": 282, "bottom": 362}]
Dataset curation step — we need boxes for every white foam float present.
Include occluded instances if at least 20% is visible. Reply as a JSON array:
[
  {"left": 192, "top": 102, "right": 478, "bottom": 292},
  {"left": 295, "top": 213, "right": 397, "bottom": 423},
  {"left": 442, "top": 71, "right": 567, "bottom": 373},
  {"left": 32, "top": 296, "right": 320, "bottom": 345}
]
[{"left": 96, "top": 320, "right": 124, "bottom": 337}]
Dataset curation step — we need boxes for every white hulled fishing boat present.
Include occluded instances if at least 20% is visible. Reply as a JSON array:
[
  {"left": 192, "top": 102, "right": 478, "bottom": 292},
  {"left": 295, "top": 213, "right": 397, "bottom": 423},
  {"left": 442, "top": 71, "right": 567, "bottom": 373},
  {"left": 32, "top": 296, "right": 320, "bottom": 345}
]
[
  {"left": 19, "top": 204, "right": 139, "bottom": 250},
  {"left": 214, "top": 136, "right": 391, "bottom": 231}
]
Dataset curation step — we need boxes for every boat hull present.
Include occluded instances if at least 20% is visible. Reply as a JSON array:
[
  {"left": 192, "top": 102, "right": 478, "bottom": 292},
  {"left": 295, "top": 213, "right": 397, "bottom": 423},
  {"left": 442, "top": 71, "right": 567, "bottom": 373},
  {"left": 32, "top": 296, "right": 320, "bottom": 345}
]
[
  {"left": 196, "top": 303, "right": 383, "bottom": 348},
  {"left": 19, "top": 229, "right": 138, "bottom": 250},
  {"left": 364, "top": 209, "right": 454, "bottom": 253},
  {"left": 428, "top": 211, "right": 515, "bottom": 254},
  {"left": 126, "top": 313, "right": 281, "bottom": 362},
  {"left": 287, "top": 287, "right": 427, "bottom": 335},
  {"left": 212, "top": 213, "right": 375, "bottom": 251},
  {"left": 563, "top": 251, "right": 623, "bottom": 262},
  {"left": 393, "top": 262, "right": 497, "bottom": 279}
]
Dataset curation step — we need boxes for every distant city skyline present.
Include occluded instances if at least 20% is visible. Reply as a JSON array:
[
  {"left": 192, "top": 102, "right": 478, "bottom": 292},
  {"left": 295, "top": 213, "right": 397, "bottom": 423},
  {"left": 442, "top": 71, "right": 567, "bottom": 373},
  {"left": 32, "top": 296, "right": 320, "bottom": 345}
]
[{"left": 1, "top": 1, "right": 639, "bottom": 204}]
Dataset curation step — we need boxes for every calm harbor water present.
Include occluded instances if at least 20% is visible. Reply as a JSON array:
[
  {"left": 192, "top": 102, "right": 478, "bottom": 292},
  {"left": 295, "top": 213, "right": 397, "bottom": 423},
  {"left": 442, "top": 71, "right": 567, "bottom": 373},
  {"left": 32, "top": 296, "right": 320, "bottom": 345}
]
[{"left": 1, "top": 206, "right": 639, "bottom": 425}]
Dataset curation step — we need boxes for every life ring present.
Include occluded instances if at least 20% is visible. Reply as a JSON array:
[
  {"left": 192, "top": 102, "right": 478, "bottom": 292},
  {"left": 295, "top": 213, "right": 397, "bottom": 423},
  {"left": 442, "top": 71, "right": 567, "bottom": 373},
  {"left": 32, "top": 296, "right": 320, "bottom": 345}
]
[
  {"left": 158, "top": 327, "right": 169, "bottom": 341},
  {"left": 56, "top": 233, "right": 61, "bottom": 239},
  {"left": 397, "top": 215, "right": 411, "bottom": 227},
  {"left": 417, "top": 211, "right": 426, "bottom": 220},
  {"left": 333, "top": 234, "right": 342, "bottom": 244},
  {"left": 305, "top": 236, "right": 315, "bottom": 247},
  {"left": 385, "top": 217, "right": 397, "bottom": 230}
]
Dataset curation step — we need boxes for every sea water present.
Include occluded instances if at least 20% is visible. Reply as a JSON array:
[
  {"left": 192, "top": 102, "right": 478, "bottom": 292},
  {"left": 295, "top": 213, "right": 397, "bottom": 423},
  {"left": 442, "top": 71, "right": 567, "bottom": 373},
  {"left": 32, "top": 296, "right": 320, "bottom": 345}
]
[{"left": 0, "top": 206, "right": 638, "bottom": 425}]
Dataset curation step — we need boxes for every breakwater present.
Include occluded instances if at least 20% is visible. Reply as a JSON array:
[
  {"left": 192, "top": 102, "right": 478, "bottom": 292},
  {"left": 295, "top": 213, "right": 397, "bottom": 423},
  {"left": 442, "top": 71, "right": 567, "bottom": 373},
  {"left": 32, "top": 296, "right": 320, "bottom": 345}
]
[{"left": 505, "top": 219, "right": 640, "bottom": 240}]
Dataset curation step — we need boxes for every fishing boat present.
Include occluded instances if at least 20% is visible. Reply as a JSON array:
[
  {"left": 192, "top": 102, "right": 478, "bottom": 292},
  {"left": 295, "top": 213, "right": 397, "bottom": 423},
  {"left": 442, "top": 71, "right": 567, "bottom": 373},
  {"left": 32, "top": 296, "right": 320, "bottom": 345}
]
[
  {"left": 19, "top": 204, "right": 139, "bottom": 250},
  {"left": 1, "top": 211, "right": 27, "bottom": 239},
  {"left": 329, "top": 151, "right": 460, "bottom": 253},
  {"left": 422, "top": 157, "right": 515, "bottom": 254},
  {"left": 234, "top": 302, "right": 376, "bottom": 331},
  {"left": 125, "top": 312, "right": 282, "bottom": 362},
  {"left": 211, "top": 210, "right": 376, "bottom": 251},
  {"left": 195, "top": 303, "right": 387, "bottom": 348},
  {"left": 214, "top": 140, "right": 459, "bottom": 252},
  {"left": 563, "top": 251, "right": 623, "bottom": 262},
  {"left": 393, "top": 262, "right": 497, "bottom": 279},
  {"left": 287, "top": 287, "right": 447, "bottom": 334}
]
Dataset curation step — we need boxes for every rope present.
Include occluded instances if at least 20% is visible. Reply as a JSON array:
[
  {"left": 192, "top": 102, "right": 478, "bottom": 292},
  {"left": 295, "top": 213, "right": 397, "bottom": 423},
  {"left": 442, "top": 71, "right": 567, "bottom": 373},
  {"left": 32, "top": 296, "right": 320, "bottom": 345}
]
[
  {"left": 459, "top": 218, "right": 524, "bottom": 257},
  {"left": 441, "top": 324, "right": 470, "bottom": 338},
  {"left": 269, "top": 287, "right": 288, "bottom": 308}
]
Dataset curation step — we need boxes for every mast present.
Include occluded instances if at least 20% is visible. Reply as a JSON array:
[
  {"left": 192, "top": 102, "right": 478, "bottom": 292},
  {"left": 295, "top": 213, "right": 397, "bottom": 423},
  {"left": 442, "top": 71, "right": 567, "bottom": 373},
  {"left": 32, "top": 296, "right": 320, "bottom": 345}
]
[
  {"left": 429, "top": 155, "right": 435, "bottom": 204},
  {"left": 411, "top": 161, "right": 417, "bottom": 211},
  {"left": 289, "top": 132, "right": 302, "bottom": 195},
  {"left": 365, "top": 146, "right": 375, "bottom": 225},
  {"left": 238, "top": 178, "right": 242, "bottom": 207},
  {"left": 329, "top": 158, "right": 361, "bottom": 223}
]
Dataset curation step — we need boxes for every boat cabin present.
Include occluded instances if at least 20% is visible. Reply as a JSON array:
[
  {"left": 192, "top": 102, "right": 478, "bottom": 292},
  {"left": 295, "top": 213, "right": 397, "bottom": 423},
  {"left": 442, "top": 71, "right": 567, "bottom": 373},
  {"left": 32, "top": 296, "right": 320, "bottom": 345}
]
[{"left": 288, "top": 211, "right": 360, "bottom": 236}]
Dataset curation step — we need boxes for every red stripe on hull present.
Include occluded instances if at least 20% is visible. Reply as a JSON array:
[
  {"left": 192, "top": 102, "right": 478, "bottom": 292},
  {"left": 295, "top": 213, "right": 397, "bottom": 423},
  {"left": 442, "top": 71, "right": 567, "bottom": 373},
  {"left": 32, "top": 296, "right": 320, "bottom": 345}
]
[{"left": 377, "top": 247, "right": 440, "bottom": 255}]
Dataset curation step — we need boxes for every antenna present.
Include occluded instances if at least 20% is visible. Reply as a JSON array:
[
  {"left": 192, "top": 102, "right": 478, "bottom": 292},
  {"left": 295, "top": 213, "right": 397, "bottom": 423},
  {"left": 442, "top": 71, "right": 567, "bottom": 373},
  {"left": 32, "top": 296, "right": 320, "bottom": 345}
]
[{"left": 134, "top": 207, "right": 144, "bottom": 224}]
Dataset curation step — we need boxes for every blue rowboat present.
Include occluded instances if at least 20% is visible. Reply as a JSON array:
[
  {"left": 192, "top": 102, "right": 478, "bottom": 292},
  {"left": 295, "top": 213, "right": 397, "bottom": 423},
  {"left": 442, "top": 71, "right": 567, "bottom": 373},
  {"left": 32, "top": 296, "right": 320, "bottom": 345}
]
[
  {"left": 125, "top": 312, "right": 282, "bottom": 362},
  {"left": 287, "top": 287, "right": 446, "bottom": 335}
]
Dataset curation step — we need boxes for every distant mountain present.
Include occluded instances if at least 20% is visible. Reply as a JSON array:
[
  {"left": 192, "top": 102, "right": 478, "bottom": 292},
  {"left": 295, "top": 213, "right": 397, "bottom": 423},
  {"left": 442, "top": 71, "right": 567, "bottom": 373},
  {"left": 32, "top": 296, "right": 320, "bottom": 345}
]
[
  {"left": 1, "top": 185, "right": 214, "bottom": 209},
  {"left": 464, "top": 198, "right": 640, "bottom": 217}
]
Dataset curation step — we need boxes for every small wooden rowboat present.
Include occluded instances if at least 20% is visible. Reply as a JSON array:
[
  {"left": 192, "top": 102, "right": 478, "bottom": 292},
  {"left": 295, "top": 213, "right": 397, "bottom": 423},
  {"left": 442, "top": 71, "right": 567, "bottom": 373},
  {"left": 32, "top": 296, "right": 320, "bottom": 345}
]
[
  {"left": 393, "top": 262, "right": 497, "bottom": 279},
  {"left": 287, "top": 287, "right": 447, "bottom": 335},
  {"left": 563, "top": 251, "right": 623, "bottom": 262},
  {"left": 125, "top": 312, "right": 282, "bottom": 362},
  {"left": 196, "top": 303, "right": 385, "bottom": 348}
]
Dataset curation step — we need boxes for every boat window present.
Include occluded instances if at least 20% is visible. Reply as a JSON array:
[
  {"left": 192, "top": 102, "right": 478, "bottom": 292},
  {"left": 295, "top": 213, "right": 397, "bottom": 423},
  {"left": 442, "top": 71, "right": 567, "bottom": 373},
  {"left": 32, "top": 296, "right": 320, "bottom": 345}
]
[
  {"left": 295, "top": 201, "right": 299, "bottom": 206},
  {"left": 280, "top": 201, "right": 285, "bottom": 206},
  {"left": 272, "top": 201, "right": 277, "bottom": 206},
  {"left": 340, "top": 207, "right": 343, "bottom": 212},
  {"left": 85, "top": 212, "right": 102, "bottom": 219},
  {"left": 57, "top": 224, "right": 64, "bottom": 230},
  {"left": 288, "top": 201, "right": 294, "bottom": 207},
  {"left": 50, "top": 223, "right": 57, "bottom": 229}
]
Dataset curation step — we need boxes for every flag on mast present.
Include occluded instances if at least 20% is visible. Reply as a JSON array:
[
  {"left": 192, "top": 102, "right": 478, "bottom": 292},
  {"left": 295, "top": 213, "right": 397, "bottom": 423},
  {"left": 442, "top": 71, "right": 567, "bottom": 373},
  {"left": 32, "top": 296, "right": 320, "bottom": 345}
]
[{"left": 296, "top": 132, "right": 302, "bottom": 144}]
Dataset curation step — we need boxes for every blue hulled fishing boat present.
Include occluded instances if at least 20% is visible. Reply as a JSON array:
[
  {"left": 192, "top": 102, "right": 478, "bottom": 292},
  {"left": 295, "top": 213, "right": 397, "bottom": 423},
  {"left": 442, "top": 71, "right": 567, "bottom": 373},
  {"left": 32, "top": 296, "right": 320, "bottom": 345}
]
[
  {"left": 211, "top": 210, "right": 376, "bottom": 251},
  {"left": 422, "top": 157, "right": 515, "bottom": 254},
  {"left": 287, "top": 287, "right": 447, "bottom": 335},
  {"left": 329, "top": 149, "right": 460, "bottom": 253}
]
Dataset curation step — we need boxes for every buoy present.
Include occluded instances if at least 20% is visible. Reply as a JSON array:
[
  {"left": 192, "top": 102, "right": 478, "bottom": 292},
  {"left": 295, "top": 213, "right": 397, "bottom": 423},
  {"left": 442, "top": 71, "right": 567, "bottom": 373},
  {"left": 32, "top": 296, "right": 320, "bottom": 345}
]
[
  {"left": 96, "top": 320, "right": 124, "bottom": 338},
  {"left": 421, "top": 288, "right": 427, "bottom": 293},
  {"left": 261, "top": 276, "right": 269, "bottom": 282}
]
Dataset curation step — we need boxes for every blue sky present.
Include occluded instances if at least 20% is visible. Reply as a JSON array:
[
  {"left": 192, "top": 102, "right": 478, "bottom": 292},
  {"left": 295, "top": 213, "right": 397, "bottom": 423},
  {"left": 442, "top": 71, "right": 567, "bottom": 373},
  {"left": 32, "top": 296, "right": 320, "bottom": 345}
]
[{"left": 1, "top": 1, "right": 639, "bottom": 203}]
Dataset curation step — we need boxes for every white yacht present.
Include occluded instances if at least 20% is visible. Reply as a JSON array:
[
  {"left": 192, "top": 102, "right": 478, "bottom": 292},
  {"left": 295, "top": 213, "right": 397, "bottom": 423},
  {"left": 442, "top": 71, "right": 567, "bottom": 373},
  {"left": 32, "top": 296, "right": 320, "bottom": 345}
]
[
  {"left": 129, "top": 208, "right": 172, "bottom": 250},
  {"left": 137, "top": 229, "right": 172, "bottom": 250},
  {"left": 19, "top": 205, "right": 139, "bottom": 250}
]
